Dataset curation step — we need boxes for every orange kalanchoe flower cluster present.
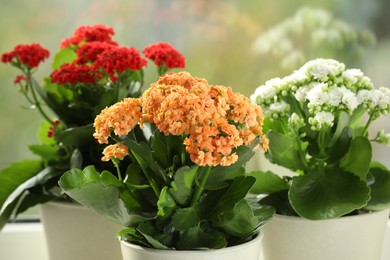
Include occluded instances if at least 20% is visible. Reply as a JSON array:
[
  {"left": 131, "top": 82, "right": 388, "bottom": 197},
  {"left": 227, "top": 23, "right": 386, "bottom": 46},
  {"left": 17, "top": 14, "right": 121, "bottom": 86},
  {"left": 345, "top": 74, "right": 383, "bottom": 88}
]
[{"left": 94, "top": 72, "right": 268, "bottom": 166}]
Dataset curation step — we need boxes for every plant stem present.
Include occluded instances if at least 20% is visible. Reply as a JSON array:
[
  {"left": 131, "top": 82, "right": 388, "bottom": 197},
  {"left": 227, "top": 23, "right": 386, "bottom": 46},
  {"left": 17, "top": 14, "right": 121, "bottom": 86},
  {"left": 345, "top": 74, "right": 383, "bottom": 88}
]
[
  {"left": 112, "top": 159, "right": 122, "bottom": 181},
  {"left": 362, "top": 110, "right": 376, "bottom": 136},
  {"left": 191, "top": 166, "right": 211, "bottom": 207},
  {"left": 130, "top": 150, "right": 161, "bottom": 197},
  {"left": 27, "top": 74, "right": 53, "bottom": 124}
]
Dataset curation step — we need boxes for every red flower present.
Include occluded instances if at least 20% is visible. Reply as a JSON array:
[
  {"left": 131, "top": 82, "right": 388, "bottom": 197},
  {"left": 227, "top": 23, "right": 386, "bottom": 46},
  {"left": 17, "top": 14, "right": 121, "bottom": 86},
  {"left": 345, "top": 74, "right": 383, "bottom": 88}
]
[
  {"left": 1, "top": 43, "right": 49, "bottom": 68},
  {"left": 14, "top": 75, "right": 30, "bottom": 84},
  {"left": 143, "top": 42, "right": 185, "bottom": 69},
  {"left": 75, "top": 42, "right": 114, "bottom": 64},
  {"left": 60, "top": 24, "right": 118, "bottom": 48},
  {"left": 93, "top": 46, "right": 147, "bottom": 82},
  {"left": 47, "top": 120, "right": 61, "bottom": 138},
  {"left": 51, "top": 63, "right": 99, "bottom": 85}
]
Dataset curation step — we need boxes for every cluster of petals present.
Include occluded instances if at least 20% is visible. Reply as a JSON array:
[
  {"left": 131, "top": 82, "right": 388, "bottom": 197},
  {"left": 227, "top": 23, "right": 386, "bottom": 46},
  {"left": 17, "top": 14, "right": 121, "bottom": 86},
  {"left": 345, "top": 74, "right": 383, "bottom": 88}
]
[
  {"left": 75, "top": 41, "right": 115, "bottom": 64},
  {"left": 50, "top": 63, "right": 100, "bottom": 85},
  {"left": 1, "top": 43, "right": 49, "bottom": 68},
  {"left": 93, "top": 98, "right": 142, "bottom": 144},
  {"left": 92, "top": 47, "right": 147, "bottom": 82},
  {"left": 143, "top": 42, "right": 185, "bottom": 69},
  {"left": 94, "top": 72, "right": 268, "bottom": 167},
  {"left": 102, "top": 143, "right": 129, "bottom": 162},
  {"left": 60, "top": 24, "right": 118, "bottom": 48}
]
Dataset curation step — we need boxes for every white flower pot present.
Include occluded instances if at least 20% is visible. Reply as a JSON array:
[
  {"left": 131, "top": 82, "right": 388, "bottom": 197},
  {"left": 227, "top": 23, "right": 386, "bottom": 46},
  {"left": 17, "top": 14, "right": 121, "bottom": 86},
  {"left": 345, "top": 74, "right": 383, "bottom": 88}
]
[
  {"left": 40, "top": 201, "right": 122, "bottom": 260},
  {"left": 382, "top": 217, "right": 390, "bottom": 260},
  {"left": 120, "top": 233, "right": 263, "bottom": 260},
  {"left": 262, "top": 209, "right": 390, "bottom": 260}
]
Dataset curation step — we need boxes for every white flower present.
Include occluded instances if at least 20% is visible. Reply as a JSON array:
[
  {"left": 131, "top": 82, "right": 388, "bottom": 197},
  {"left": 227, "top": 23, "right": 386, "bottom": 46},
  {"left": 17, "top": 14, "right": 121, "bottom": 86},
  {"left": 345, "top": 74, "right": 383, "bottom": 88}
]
[
  {"left": 309, "top": 111, "right": 335, "bottom": 130},
  {"left": 377, "top": 87, "right": 390, "bottom": 110},
  {"left": 342, "top": 69, "right": 364, "bottom": 85},
  {"left": 306, "top": 82, "right": 329, "bottom": 106},
  {"left": 269, "top": 101, "right": 290, "bottom": 116},
  {"left": 328, "top": 85, "right": 345, "bottom": 107},
  {"left": 342, "top": 90, "right": 359, "bottom": 111},
  {"left": 357, "top": 89, "right": 371, "bottom": 104},
  {"left": 300, "top": 59, "right": 345, "bottom": 80},
  {"left": 250, "top": 79, "right": 280, "bottom": 104}
]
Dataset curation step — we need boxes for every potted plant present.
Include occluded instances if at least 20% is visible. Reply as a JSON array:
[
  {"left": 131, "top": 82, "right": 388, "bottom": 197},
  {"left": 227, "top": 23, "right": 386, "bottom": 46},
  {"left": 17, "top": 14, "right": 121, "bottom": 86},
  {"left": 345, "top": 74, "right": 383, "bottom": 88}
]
[
  {"left": 0, "top": 24, "right": 185, "bottom": 260},
  {"left": 58, "top": 71, "right": 274, "bottom": 260},
  {"left": 250, "top": 58, "right": 390, "bottom": 260}
]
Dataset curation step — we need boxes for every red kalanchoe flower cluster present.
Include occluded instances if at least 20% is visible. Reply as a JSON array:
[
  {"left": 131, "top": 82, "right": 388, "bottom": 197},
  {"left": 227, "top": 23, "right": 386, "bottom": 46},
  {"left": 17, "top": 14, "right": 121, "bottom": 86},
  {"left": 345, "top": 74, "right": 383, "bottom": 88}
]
[
  {"left": 51, "top": 63, "right": 100, "bottom": 85},
  {"left": 1, "top": 43, "right": 49, "bottom": 68},
  {"left": 93, "top": 47, "right": 147, "bottom": 82},
  {"left": 143, "top": 42, "right": 185, "bottom": 69},
  {"left": 60, "top": 24, "right": 118, "bottom": 48},
  {"left": 75, "top": 42, "right": 114, "bottom": 64}
]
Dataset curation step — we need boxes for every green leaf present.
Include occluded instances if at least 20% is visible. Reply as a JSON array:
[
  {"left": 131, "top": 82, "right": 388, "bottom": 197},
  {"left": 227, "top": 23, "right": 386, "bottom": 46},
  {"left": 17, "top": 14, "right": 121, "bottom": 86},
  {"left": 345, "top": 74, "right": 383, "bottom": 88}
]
[
  {"left": 211, "top": 176, "right": 256, "bottom": 216},
  {"left": 176, "top": 226, "right": 227, "bottom": 250},
  {"left": 172, "top": 207, "right": 199, "bottom": 231},
  {"left": 118, "top": 227, "right": 150, "bottom": 247},
  {"left": 56, "top": 124, "right": 94, "bottom": 148},
  {"left": 0, "top": 193, "right": 24, "bottom": 230},
  {"left": 59, "top": 166, "right": 146, "bottom": 226},
  {"left": 157, "top": 187, "right": 176, "bottom": 221},
  {"left": 37, "top": 121, "right": 56, "bottom": 145},
  {"left": 151, "top": 131, "right": 170, "bottom": 169},
  {"left": 248, "top": 170, "right": 289, "bottom": 194},
  {"left": 213, "top": 199, "right": 259, "bottom": 237},
  {"left": 339, "top": 136, "right": 372, "bottom": 180},
  {"left": 266, "top": 130, "right": 307, "bottom": 171},
  {"left": 259, "top": 190, "right": 297, "bottom": 216},
  {"left": 0, "top": 160, "right": 43, "bottom": 209},
  {"left": 289, "top": 166, "right": 370, "bottom": 219},
  {"left": 122, "top": 140, "right": 165, "bottom": 183},
  {"left": 137, "top": 221, "right": 171, "bottom": 249},
  {"left": 169, "top": 166, "right": 198, "bottom": 205},
  {"left": 69, "top": 149, "right": 83, "bottom": 169},
  {"left": 28, "top": 144, "right": 59, "bottom": 162},
  {"left": 52, "top": 47, "right": 77, "bottom": 70},
  {"left": 205, "top": 146, "right": 255, "bottom": 190},
  {"left": 364, "top": 162, "right": 390, "bottom": 210}
]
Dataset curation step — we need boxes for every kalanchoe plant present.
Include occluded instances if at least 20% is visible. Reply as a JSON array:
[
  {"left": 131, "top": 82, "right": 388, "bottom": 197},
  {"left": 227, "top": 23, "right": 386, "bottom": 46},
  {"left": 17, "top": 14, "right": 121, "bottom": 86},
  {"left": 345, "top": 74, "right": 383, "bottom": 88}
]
[
  {"left": 0, "top": 24, "right": 185, "bottom": 230},
  {"left": 250, "top": 58, "right": 390, "bottom": 220},
  {"left": 58, "top": 71, "right": 274, "bottom": 250}
]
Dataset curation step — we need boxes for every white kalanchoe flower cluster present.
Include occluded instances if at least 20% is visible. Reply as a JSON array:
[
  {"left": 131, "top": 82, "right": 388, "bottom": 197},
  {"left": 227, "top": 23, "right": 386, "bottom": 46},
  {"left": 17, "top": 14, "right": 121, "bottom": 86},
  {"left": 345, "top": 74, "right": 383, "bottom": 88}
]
[
  {"left": 251, "top": 58, "right": 390, "bottom": 132},
  {"left": 252, "top": 7, "right": 376, "bottom": 70}
]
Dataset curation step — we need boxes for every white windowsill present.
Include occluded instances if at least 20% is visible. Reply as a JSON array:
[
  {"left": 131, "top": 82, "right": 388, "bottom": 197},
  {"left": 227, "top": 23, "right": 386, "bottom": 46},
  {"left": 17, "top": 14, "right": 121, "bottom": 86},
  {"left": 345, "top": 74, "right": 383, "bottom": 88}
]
[{"left": 0, "top": 223, "right": 48, "bottom": 260}]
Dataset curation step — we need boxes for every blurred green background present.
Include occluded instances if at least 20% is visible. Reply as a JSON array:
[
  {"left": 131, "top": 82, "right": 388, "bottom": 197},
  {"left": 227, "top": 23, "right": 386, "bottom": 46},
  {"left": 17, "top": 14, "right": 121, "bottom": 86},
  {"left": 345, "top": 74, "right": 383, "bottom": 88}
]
[{"left": 1, "top": 0, "right": 389, "bottom": 171}]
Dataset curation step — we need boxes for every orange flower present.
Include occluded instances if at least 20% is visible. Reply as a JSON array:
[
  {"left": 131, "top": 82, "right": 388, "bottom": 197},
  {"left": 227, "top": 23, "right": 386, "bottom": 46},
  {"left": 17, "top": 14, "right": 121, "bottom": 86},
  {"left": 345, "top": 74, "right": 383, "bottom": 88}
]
[
  {"left": 93, "top": 98, "right": 142, "bottom": 144},
  {"left": 101, "top": 143, "right": 129, "bottom": 161}
]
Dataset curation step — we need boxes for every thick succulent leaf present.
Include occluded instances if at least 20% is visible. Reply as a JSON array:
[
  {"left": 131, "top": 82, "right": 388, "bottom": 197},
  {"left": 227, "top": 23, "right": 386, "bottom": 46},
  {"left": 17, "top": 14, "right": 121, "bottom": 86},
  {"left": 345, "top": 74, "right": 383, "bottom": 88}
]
[
  {"left": 248, "top": 170, "right": 289, "bottom": 194},
  {"left": 364, "top": 162, "right": 390, "bottom": 210},
  {"left": 59, "top": 166, "right": 147, "bottom": 226},
  {"left": 205, "top": 146, "right": 255, "bottom": 189},
  {"left": 157, "top": 187, "right": 176, "bottom": 221},
  {"left": 176, "top": 225, "right": 227, "bottom": 250},
  {"left": 213, "top": 199, "right": 260, "bottom": 237},
  {"left": 339, "top": 136, "right": 372, "bottom": 180},
  {"left": 51, "top": 47, "right": 77, "bottom": 70},
  {"left": 0, "top": 193, "right": 24, "bottom": 230},
  {"left": 210, "top": 176, "right": 256, "bottom": 216},
  {"left": 168, "top": 166, "right": 198, "bottom": 205},
  {"left": 266, "top": 130, "right": 307, "bottom": 171},
  {"left": 172, "top": 207, "right": 199, "bottom": 231},
  {"left": 0, "top": 160, "right": 43, "bottom": 212},
  {"left": 56, "top": 124, "right": 94, "bottom": 148},
  {"left": 289, "top": 167, "right": 370, "bottom": 219},
  {"left": 137, "top": 221, "right": 171, "bottom": 249}
]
